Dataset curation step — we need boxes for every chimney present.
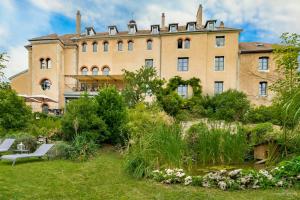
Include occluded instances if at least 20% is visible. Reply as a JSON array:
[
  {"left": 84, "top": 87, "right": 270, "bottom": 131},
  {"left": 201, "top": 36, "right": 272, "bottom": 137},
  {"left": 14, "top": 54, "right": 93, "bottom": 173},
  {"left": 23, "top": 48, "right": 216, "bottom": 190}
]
[
  {"left": 196, "top": 4, "right": 203, "bottom": 29},
  {"left": 76, "top": 10, "right": 81, "bottom": 35},
  {"left": 220, "top": 21, "right": 224, "bottom": 28},
  {"left": 161, "top": 13, "right": 165, "bottom": 30}
]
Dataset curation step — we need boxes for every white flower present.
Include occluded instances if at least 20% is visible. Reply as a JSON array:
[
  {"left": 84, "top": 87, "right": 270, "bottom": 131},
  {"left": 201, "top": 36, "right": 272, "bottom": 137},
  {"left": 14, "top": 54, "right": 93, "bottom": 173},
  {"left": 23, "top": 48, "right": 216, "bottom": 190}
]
[
  {"left": 165, "top": 169, "right": 174, "bottom": 175},
  {"left": 276, "top": 180, "right": 283, "bottom": 187},
  {"left": 184, "top": 176, "right": 192, "bottom": 185},
  {"left": 218, "top": 181, "right": 227, "bottom": 190},
  {"left": 202, "top": 181, "right": 210, "bottom": 188},
  {"left": 176, "top": 172, "right": 185, "bottom": 178}
]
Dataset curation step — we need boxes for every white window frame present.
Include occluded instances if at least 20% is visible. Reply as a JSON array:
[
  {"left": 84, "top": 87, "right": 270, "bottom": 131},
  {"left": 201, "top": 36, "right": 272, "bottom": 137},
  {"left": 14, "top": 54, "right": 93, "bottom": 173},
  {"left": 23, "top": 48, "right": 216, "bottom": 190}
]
[
  {"left": 216, "top": 36, "right": 225, "bottom": 47},
  {"left": 177, "top": 57, "right": 189, "bottom": 71},
  {"left": 145, "top": 59, "right": 153, "bottom": 68},
  {"left": 177, "top": 85, "right": 188, "bottom": 98},
  {"left": 259, "top": 57, "right": 269, "bottom": 71},
  {"left": 215, "top": 56, "right": 224, "bottom": 71},
  {"left": 214, "top": 81, "right": 224, "bottom": 94},
  {"left": 259, "top": 82, "right": 268, "bottom": 97}
]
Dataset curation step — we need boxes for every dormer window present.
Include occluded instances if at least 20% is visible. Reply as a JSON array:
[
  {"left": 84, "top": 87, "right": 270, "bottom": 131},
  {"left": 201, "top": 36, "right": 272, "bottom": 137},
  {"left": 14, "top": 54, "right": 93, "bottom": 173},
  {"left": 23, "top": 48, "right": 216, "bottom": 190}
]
[
  {"left": 208, "top": 22, "right": 214, "bottom": 30},
  {"left": 187, "top": 23, "right": 196, "bottom": 31},
  {"left": 128, "top": 20, "right": 137, "bottom": 35},
  {"left": 169, "top": 24, "right": 178, "bottom": 32},
  {"left": 108, "top": 26, "right": 118, "bottom": 35},
  {"left": 129, "top": 26, "right": 136, "bottom": 34},
  {"left": 151, "top": 25, "right": 159, "bottom": 34},
  {"left": 86, "top": 27, "right": 96, "bottom": 36},
  {"left": 205, "top": 20, "right": 217, "bottom": 30}
]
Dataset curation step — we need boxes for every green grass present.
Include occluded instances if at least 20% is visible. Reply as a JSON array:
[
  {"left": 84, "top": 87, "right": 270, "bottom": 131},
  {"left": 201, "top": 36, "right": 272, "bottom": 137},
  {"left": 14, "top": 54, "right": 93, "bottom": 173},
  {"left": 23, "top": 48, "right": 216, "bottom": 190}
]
[{"left": 0, "top": 148, "right": 299, "bottom": 200}]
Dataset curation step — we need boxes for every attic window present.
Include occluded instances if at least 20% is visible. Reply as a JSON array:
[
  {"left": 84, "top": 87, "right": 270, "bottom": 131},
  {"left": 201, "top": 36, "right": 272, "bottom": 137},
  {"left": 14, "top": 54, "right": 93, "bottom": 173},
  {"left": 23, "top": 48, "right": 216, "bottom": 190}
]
[
  {"left": 256, "top": 43, "right": 264, "bottom": 47},
  {"left": 170, "top": 24, "right": 178, "bottom": 32},
  {"left": 128, "top": 26, "right": 136, "bottom": 34},
  {"left": 151, "top": 26, "right": 159, "bottom": 34},
  {"left": 207, "top": 22, "right": 215, "bottom": 30},
  {"left": 187, "top": 23, "right": 196, "bottom": 31},
  {"left": 109, "top": 27, "right": 117, "bottom": 35},
  {"left": 86, "top": 27, "right": 96, "bottom": 36}
]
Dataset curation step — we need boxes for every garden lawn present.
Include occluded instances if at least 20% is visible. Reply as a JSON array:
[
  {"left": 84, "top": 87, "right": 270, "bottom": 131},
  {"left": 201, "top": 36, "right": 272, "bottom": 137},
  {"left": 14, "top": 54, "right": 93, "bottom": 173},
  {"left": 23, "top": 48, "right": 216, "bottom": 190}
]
[{"left": 0, "top": 148, "right": 299, "bottom": 200}]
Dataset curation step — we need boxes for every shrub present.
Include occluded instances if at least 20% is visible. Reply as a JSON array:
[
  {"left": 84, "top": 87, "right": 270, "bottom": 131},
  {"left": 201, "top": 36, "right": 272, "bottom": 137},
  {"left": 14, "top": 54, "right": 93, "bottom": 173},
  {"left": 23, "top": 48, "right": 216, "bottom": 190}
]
[
  {"left": 159, "top": 92, "right": 183, "bottom": 116},
  {"left": 95, "top": 85, "right": 127, "bottom": 144},
  {"left": 68, "top": 134, "right": 98, "bottom": 161},
  {"left": 186, "top": 122, "right": 248, "bottom": 165},
  {"left": 28, "top": 115, "right": 62, "bottom": 138},
  {"left": 0, "top": 87, "right": 32, "bottom": 130},
  {"left": 48, "top": 141, "right": 71, "bottom": 160},
  {"left": 245, "top": 105, "right": 278, "bottom": 124},
  {"left": 5, "top": 132, "right": 37, "bottom": 152},
  {"left": 212, "top": 89, "right": 250, "bottom": 122},
  {"left": 61, "top": 94, "right": 109, "bottom": 143},
  {"left": 125, "top": 123, "right": 186, "bottom": 178},
  {"left": 246, "top": 122, "right": 274, "bottom": 145},
  {"left": 183, "top": 96, "right": 206, "bottom": 117}
]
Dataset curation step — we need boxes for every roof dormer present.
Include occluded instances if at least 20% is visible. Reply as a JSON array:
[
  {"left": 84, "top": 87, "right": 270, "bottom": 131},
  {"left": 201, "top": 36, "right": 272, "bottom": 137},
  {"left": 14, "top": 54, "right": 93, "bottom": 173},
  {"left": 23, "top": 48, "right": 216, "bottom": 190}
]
[
  {"left": 128, "top": 20, "right": 137, "bottom": 35},
  {"left": 151, "top": 25, "right": 160, "bottom": 34},
  {"left": 186, "top": 22, "right": 196, "bottom": 31},
  {"left": 169, "top": 23, "right": 178, "bottom": 32},
  {"left": 108, "top": 26, "right": 118, "bottom": 36},
  {"left": 86, "top": 27, "right": 96, "bottom": 36},
  {"left": 204, "top": 20, "right": 217, "bottom": 30}
]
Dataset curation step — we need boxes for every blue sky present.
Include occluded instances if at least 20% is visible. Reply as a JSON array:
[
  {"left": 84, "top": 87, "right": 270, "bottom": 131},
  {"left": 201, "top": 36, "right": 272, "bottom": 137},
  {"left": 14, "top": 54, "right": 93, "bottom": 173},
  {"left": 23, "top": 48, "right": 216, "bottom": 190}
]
[{"left": 0, "top": 0, "right": 300, "bottom": 78}]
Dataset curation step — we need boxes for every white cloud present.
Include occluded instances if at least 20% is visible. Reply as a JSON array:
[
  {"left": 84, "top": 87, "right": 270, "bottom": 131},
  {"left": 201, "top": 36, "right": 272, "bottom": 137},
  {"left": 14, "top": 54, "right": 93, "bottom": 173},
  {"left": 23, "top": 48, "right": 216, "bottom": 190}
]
[{"left": 0, "top": 0, "right": 300, "bottom": 78}]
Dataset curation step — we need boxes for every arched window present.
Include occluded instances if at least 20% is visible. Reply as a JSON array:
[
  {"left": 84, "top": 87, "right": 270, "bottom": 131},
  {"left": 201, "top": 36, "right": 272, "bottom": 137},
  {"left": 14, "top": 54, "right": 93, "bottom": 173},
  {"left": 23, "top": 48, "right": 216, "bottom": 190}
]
[
  {"left": 184, "top": 39, "right": 190, "bottom": 49},
  {"left": 82, "top": 42, "right": 87, "bottom": 52},
  {"left": 147, "top": 39, "right": 152, "bottom": 50},
  {"left": 118, "top": 41, "right": 123, "bottom": 51},
  {"left": 40, "top": 79, "right": 51, "bottom": 90},
  {"left": 92, "top": 42, "right": 98, "bottom": 52},
  {"left": 102, "top": 66, "right": 110, "bottom": 75},
  {"left": 40, "top": 58, "right": 46, "bottom": 69},
  {"left": 128, "top": 40, "right": 133, "bottom": 51},
  {"left": 177, "top": 39, "right": 183, "bottom": 49},
  {"left": 92, "top": 67, "right": 99, "bottom": 75},
  {"left": 103, "top": 41, "right": 109, "bottom": 52},
  {"left": 81, "top": 67, "right": 88, "bottom": 75},
  {"left": 41, "top": 103, "right": 49, "bottom": 114},
  {"left": 46, "top": 58, "right": 52, "bottom": 69}
]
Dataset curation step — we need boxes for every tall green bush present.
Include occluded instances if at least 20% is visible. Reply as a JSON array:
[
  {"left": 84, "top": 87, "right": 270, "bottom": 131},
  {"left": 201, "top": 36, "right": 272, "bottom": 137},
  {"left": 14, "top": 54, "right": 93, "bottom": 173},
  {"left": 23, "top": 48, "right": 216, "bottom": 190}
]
[
  {"left": 95, "top": 85, "right": 127, "bottom": 144},
  {"left": 0, "top": 87, "right": 32, "bottom": 130},
  {"left": 186, "top": 122, "right": 248, "bottom": 165},
  {"left": 159, "top": 92, "right": 183, "bottom": 116},
  {"left": 212, "top": 89, "right": 250, "bottom": 122},
  {"left": 61, "top": 94, "right": 109, "bottom": 142}
]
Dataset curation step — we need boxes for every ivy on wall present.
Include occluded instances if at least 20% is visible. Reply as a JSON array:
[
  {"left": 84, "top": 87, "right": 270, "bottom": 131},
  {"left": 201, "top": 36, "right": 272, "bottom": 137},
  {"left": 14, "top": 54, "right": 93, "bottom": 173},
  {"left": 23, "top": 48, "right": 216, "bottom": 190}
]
[{"left": 164, "top": 76, "right": 202, "bottom": 97}]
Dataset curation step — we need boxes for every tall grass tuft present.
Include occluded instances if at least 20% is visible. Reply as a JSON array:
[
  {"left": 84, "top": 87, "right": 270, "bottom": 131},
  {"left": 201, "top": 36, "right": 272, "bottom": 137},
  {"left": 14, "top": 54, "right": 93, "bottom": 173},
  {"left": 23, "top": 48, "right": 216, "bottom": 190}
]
[
  {"left": 124, "top": 123, "right": 186, "bottom": 178},
  {"left": 186, "top": 122, "right": 248, "bottom": 165}
]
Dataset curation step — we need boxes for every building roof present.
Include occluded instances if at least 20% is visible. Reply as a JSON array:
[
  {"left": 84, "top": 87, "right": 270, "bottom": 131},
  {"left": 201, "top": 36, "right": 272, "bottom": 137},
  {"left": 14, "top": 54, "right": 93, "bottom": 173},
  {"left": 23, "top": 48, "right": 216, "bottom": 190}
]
[
  {"left": 9, "top": 69, "right": 28, "bottom": 80},
  {"left": 239, "top": 42, "right": 274, "bottom": 54}
]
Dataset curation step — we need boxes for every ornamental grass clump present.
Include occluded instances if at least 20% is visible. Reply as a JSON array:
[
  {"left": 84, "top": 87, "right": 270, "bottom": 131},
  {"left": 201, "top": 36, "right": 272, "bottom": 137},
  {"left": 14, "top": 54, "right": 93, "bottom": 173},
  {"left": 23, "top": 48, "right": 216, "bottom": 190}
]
[
  {"left": 124, "top": 123, "right": 186, "bottom": 178},
  {"left": 186, "top": 122, "right": 248, "bottom": 165}
]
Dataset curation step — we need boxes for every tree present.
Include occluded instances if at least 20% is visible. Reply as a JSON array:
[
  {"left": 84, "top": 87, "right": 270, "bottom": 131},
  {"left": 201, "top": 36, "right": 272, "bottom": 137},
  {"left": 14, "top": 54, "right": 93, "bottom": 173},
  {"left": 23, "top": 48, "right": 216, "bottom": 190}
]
[
  {"left": 122, "top": 67, "right": 164, "bottom": 107},
  {"left": 0, "top": 87, "right": 32, "bottom": 130},
  {"left": 95, "top": 85, "right": 127, "bottom": 144},
  {"left": 61, "top": 94, "right": 109, "bottom": 142},
  {"left": 212, "top": 89, "right": 250, "bottom": 122},
  {"left": 0, "top": 53, "right": 8, "bottom": 82}
]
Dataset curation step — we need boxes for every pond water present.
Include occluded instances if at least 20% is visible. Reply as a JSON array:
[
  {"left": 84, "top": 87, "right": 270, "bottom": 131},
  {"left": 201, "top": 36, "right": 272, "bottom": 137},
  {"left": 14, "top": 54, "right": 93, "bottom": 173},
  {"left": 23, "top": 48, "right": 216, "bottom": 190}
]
[{"left": 186, "top": 162, "right": 265, "bottom": 176}]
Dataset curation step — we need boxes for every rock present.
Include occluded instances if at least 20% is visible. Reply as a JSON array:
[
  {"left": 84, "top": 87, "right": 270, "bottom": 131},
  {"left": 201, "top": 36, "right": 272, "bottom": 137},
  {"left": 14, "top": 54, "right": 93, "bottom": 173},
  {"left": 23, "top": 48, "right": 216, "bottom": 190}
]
[
  {"left": 184, "top": 176, "right": 192, "bottom": 186},
  {"left": 276, "top": 180, "right": 283, "bottom": 187},
  {"left": 218, "top": 181, "right": 227, "bottom": 190},
  {"left": 228, "top": 169, "right": 242, "bottom": 178}
]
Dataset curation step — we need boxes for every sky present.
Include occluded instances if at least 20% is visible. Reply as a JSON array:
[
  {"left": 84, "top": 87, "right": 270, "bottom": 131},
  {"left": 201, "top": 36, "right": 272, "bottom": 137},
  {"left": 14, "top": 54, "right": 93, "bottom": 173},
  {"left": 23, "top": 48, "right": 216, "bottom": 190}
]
[{"left": 0, "top": 0, "right": 300, "bottom": 78}]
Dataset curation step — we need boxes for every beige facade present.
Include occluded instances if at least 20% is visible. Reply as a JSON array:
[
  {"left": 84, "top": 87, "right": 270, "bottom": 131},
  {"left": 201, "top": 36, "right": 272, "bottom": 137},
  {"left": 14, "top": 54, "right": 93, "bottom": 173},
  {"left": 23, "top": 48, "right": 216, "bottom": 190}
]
[{"left": 10, "top": 5, "right": 276, "bottom": 113}]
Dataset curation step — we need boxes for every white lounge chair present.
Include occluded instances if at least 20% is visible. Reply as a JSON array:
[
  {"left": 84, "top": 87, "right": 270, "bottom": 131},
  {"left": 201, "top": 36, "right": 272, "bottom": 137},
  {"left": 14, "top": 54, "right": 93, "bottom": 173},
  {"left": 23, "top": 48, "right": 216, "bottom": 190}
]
[
  {"left": 0, "top": 139, "right": 15, "bottom": 153},
  {"left": 1, "top": 144, "right": 54, "bottom": 166}
]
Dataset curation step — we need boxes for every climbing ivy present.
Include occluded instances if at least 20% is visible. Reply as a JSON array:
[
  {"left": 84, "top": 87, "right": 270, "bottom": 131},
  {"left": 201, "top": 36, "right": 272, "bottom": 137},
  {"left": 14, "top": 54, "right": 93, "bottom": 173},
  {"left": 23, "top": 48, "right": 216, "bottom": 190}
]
[{"left": 164, "top": 76, "right": 202, "bottom": 97}]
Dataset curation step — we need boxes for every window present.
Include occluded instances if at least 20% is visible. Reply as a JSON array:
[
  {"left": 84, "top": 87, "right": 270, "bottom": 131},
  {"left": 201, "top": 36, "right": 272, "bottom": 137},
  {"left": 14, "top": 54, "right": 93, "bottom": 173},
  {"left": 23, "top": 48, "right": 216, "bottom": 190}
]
[
  {"left": 177, "top": 57, "right": 189, "bottom": 71},
  {"left": 145, "top": 59, "right": 153, "bottom": 67},
  {"left": 92, "top": 42, "right": 98, "bottom": 52},
  {"left": 41, "top": 104, "right": 49, "bottom": 114},
  {"left": 216, "top": 36, "right": 225, "bottom": 47},
  {"left": 214, "top": 81, "right": 224, "bottom": 94},
  {"left": 129, "top": 26, "right": 136, "bottom": 34},
  {"left": 46, "top": 58, "right": 51, "bottom": 69},
  {"left": 177, "top": 39, "right": 183, "bottom": 49},
  {"left": 152, "top": 26, "right": 159, "bottom": 34},
  {"left": 102, "top": 67, "right": 110, "bottom": 75},
  {"left": 109, "top": 27, "right": 117, "bottom": 35},
  {"left": 170, "top": 25, "right": 177, "bottom": 32},
  {"left": 184, "top": 39, "right": 190, "bottom": 49},
  {"left": 128, "top": 41, "right": 133, "bottom": 51},
  {"left": 81, "top": 67, "right": 88, "bottom": 75},
  {"left": 103, "top": 41, "right": 109, "bottom": 52},
  {"left": 118, "top": 41, "right": 123, "bottom": 51},
  {"left": 259, "top": 57, "right": 269, "bottom": 71},
  {"left": 147, "top": 40, "right": 152, "bottom": 50},
  {"left": 40, "top": 79, "right": 51, "bottom": 91},
  {"left": 177, "top": 85, "right": 188, "bottom": 98},
  {"left": 92, "top": 67, "right": 99, "bottom": 75},
  {"left": 187, "top": 23, "right": 196, "bottom": 31},
  {"left": 207, "top": 22, "right": 215, "bottom": 30},
  {"left": 82, "top": 42, "right": 87, "bottom": 52},
  {"left": 40, "top": 58, "right": 46, "bottom": 69},
  {"left": 215, "top": 56, "right": 224, "bottom": 71},
  {"left": 259, "top": 82, "right": 268, "bottom": 96}
]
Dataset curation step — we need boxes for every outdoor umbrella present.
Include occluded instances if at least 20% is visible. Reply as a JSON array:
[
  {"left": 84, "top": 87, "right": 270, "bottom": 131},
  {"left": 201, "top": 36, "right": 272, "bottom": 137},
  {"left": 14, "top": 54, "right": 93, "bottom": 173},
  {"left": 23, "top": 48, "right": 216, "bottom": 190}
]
[
  {"left": 18, "top": 94, "right": 43, "bottom": 103},
  {"left": 29, "top": 95, "right": 58, "bottom": 103}
]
